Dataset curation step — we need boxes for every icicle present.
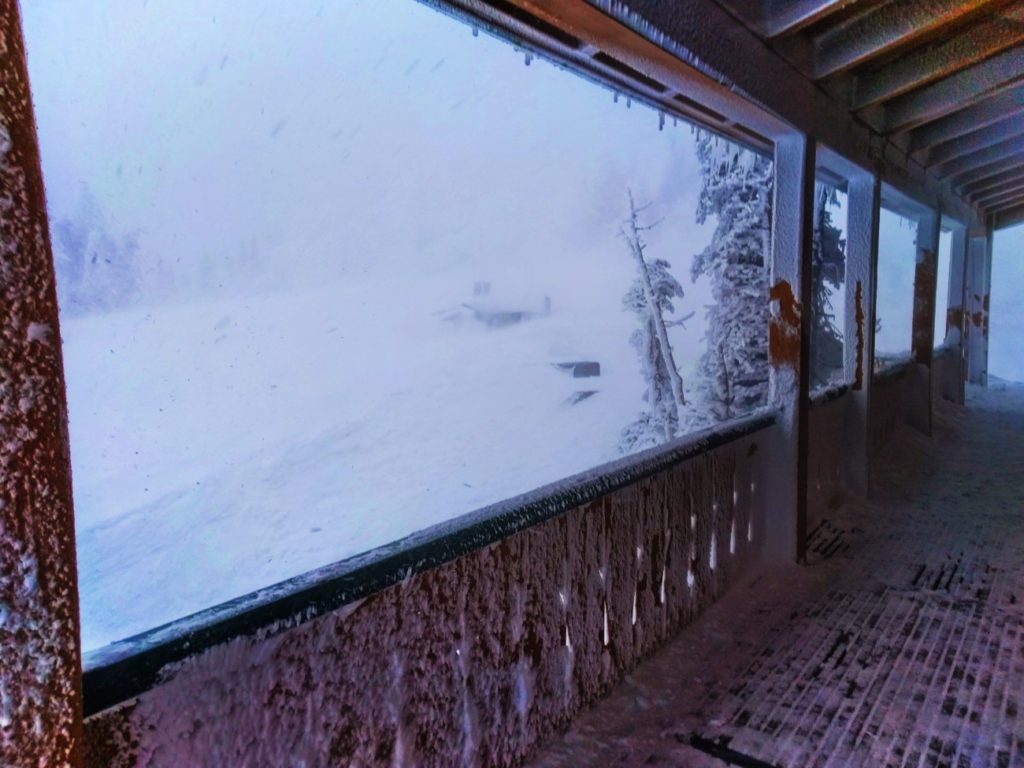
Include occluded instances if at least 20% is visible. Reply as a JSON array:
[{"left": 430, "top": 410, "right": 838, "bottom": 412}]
[
  {"left": 710, "top": 532, "right": 717, "bottom": 570},
  {"left": 626, "top": 97, "right": 632, "bottom": 108},
  {"left": 631, "top": 589, "right": 637, "bottom": 625},
  {"left": 659, "top": 566, "right": 667, "bottom": 605},
  {"left": 686, "top": 568, "right": 695, "bottom": 589},
  {"left": 602, "top": 602, "right": 610, "bottom": 646},
  {"left": 472, "top": 26, "right": 479, "bottom": 37},
  {"left": 747, "top": 519, "right": 754, "bottom": 542},
  {"left": 658, "top": 111, "right": 665, "bottom": 131},
  {"left": 729, "top": 520, "right": 736, "bottom": 555},
  {"left": 613, "top": 91, "right": 619, "bottom": 104},
  {"left": 524, "top": 51, "right": 533, "bottom": 66}
]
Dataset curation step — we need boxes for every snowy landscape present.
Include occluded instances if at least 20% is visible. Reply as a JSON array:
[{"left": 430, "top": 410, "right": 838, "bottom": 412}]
[{"left": 24, "top": 0, "right": 850, "bottom": 651}]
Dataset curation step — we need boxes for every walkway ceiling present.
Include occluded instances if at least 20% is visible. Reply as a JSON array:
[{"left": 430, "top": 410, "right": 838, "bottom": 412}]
[{"left": 713, "top": 0, "right": 1024, "bottom": 229}]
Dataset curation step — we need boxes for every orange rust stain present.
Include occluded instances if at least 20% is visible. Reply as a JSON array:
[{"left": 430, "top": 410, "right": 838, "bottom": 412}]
[
  {"left": 769, "top": 280, "right": 801, "bottom": 369},
  {"left": 946, "top": 306, "right": 963, "bottom": 331},
  {"left": 971, "top": 312, "right": 983, "bottom": 327},
  {"left": 853, "top": 280, "right": 864, "bottom": 391}
]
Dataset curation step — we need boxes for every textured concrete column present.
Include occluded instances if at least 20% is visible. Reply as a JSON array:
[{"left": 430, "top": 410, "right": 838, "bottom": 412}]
[
  {"left": 945, "top": 227, "right": 968, "bottom": 403},
  {"left": 965, "top": 235, "right": 990, "bottom": 386},
  {"left": 842, "top": 174, "right": 880, "bottom": 496},
  {"left": 908, "top": 208, "right": 941, "bottom": 435},
  {"left": 0, "top": 4, "right": 84, "bottom": 766},
  {"left": 766, "top": 135, "right": 814, "bottom": 563}
]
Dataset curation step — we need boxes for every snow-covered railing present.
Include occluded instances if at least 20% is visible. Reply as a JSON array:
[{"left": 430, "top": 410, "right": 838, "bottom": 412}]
[{"left": 81, "top": 411, "right": 776, "bottom": 720}]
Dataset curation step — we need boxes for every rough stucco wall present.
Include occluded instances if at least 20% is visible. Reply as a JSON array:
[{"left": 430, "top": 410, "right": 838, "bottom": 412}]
[
  {"left": 82, "top": 436, "right": 766, "bottom": 767},
  {"left": 870, "top": 366, "right": 911, "bottom": 449},
  {"left": 807, "top": 393, "right": 848, "bottom": 529},
  {"left": 0, "top": 4, "right": 84, "bottom": 766}
]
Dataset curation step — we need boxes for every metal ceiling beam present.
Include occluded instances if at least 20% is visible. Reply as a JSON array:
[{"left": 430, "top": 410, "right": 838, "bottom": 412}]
[
  {"left": 851, "top": 11, "right": 1024, "bottom": 109},
  {"left": 975, "top": 184, "right": 1024, "bottom": 209},
  {"left": 960, "top": 163, "right": 1024, "bottom": 196},
  {"left": 924, "top": 114, "right": 1023, "bottom": 167},
  {"left": 762, "top": 0, "right": 862, "bottom": 38},
  {"left": 950, "top": 153, "right": 1024, "bottom": 189},
  {"left": 884, "top": 46, "right": 1024, "bottom": 134},
  {"left": 812, "top": 0, "right": 997, "bottom": 79},
  {"left": 933, "top": 136, "right": 1024, "bottom": 180},
  {"left": 967, "top": 173, "right": 1024, "bottom": 202},
  {"left": 907, "top": 82, "right": 1024, "bottom": 151},
  {"left": 993, "top": 202, "right": 1024, "bottom": 229}
]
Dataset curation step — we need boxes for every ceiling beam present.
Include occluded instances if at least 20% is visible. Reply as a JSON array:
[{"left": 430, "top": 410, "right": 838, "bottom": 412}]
[
  {"left": 924, "top": 114, "right": 1023, "bottom": 167},
  {"left": 762, "top": 0, "right": 862, "bottom": 38},
  {"left": 933, "top": 136, "right": 1024, "bottom": 180},
  {"left": 951, "top": 154, "right": 1024, "bottom": 190},
  {"left": 851, "top": 11, "right": 1024, "bottom": 109},
  {"left": 812, "top": 0, "right": 997, "bottom": 79},
  {"left": 993, "top": 202, "right": 1024, "bottom": 229},
  {"left": 976, "top": 184, "right": 1024, "bottom": 209},
  {"left": 907, "top": 83, "right": 1024, "bottom": 151},
  {"left": 968, "top": 173, "right": 1024, "bottom": 202},
  {"left": 884, "top": 46, "right": 1024, "bottom": 134},
  {"left": 960, "top": 163, "right": 1024, "bottom": 197},
  {"left": 988, "top": 195, "right": 1024, "bottom": 214}
]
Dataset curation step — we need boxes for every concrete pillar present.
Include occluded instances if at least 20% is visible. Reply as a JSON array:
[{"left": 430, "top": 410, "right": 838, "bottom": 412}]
[
  {"left": 946, "top": 227, "right": 968, "bottom": 403},
  {"left": 908, "top": 208, "right": 941, "bottom": 434},
  {"left": 842, "top": 174, "right": 880, "bottom": 496},
  {"left": 0, "top": 3, "right": 84, "bottom": 766},
  {"left": 766, "top": 134, "right": 815, "bottom": 564},
  {"left": 966, "top": 235, "right": 990, "bottom": 386}
]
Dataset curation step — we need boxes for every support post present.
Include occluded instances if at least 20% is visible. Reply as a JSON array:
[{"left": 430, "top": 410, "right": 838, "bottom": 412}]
[
  {"left": 908, "top": 208, "right": 941, "bottom": 434},
  {"left": 965, "top": 234, "right": 990, "bottom": 385},
  {"left": 946, "top": 226, "right": 969, "bottom": 403},
  {"left": 766, "top": 134, "right": 815, "bottom": 564},
  {"left": 842, "top": 174, "right": 880, "bottom": 496},
  {"left": 0, "top": 4, "right": 84, "bottom": 766}
]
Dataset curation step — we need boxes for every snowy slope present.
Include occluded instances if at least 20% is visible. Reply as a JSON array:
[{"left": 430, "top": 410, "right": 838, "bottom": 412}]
[{"left": 67, "top": 272, "right": 706, "bottom": 650}]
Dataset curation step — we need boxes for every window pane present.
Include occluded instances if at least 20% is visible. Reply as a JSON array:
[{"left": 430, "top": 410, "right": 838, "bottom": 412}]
[
  {"left": 934, "top": 230, "right": 952, "bottom": 347},
  {"left": 874, "top": 207, "right": 917, "bottom": 364},
  {"left": 810, "top": 182, "right": 847, "bottom": 389},
  {"left": 990, "top": 223, "right": 1024, "bottom": 384},
  {"left": 24, "top": 0, "right": 770, "bottom": 651}
]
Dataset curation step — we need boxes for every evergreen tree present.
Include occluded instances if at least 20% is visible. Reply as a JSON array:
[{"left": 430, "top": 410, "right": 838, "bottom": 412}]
[
  {"left": 809, "top": 182, "right": 846, "bottom": 387},
  {"left": 690, "top": 131, "right": 773, "bottom": 424},
  {"left": 620, "top": 191, "right": 691, "bottom": 453}
]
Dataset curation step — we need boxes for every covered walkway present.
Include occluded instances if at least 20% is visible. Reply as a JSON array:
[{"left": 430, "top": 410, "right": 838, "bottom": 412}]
[{"left": 531, "top": 385, "right": 1024, "bottom": 767}]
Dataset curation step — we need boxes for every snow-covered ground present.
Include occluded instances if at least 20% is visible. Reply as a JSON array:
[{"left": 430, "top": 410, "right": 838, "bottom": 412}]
[{"left": 66, "top": 269, "right": 708, "bottom": 651}]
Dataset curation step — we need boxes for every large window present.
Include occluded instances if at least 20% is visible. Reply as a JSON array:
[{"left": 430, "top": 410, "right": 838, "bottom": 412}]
[
  {"left": 25, "top": 0, "right": 771, "bottom": 651},
  {"left": 990, "top": 223, "right": 1024, "bottom": 384},
  {"left": 934, "top": 229, "right": 952, "bottom": 347},
  {"left": 874, "top": 207, "right": 917, "bottom": 364}
]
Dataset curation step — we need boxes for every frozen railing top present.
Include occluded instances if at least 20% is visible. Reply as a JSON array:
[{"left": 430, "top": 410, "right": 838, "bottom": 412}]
[{"left": 81, "top": 409, "right": 776, "bottom": 717}]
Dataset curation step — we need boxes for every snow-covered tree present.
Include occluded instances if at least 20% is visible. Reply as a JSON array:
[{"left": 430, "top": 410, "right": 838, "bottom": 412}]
[
  {"left": 52, "top": 187, "right": 143, "bottom": 315},
  {"left": 620, "top": 191, "right": 692, "bottom": 453},
  {"left": 809, "top": 182, "right": 846, "bottom": 387},
  {"left": 690, "top": 131, "right": 773, "bottom": 424}
]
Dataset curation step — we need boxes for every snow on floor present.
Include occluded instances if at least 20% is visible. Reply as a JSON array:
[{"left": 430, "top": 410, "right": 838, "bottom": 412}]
[
  {"left": 66, "top": 274, "right": 705, "bottom": 652},
  {"left": 527, "top": 382, "right": 1024, "bottom": 767}
]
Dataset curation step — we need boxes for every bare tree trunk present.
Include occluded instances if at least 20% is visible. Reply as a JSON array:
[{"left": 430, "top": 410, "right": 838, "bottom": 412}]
[{"left": 625, "top": 190, "right": 687, "bottom": 418}]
